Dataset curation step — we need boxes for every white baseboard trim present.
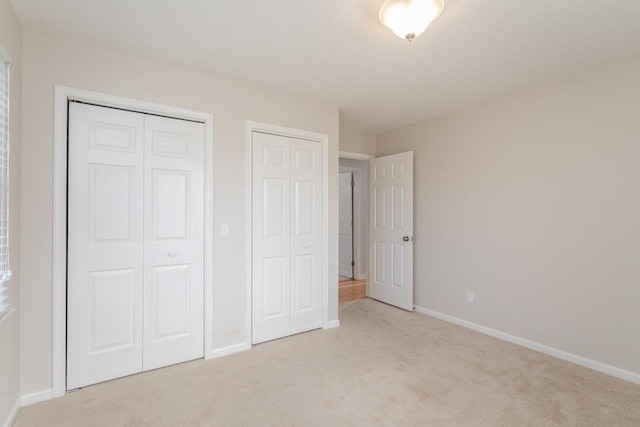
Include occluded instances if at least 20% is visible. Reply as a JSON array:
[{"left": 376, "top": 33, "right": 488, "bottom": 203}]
[
  {"left": 2, "top": 398, "right": 20, "bottom": 427},
  {"left": 21, "top": 389, "right": 53, "bottom": 407},
  {"left": 324, "top": 319, "right": 341, "bottom": 329},
  {"left": 356, "top": 274, "right": 367, "bottom": 281},
  {"left": 414, "top": 306, "right": 640, "bottom": 386},
  {"left": 210, "top": 342, "right": 251, "bottom": 359}
]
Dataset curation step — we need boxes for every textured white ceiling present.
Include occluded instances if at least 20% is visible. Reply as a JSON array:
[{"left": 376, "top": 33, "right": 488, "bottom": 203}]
[{"left": 10, "top": 0, "right": 640, "bottom": 133}]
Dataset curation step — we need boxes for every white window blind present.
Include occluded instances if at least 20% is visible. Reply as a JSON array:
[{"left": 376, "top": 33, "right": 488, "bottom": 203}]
[{"left": 0, "top": 45, "right": 12, "bottom": 319}]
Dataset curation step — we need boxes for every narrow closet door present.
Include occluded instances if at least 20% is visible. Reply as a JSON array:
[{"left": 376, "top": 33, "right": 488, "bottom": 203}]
[
  {"left": 290, "top": 137, "right": 323, "bottom": 335},
  {"left": 67, "top": 103, "right": 145, "bottom": 390},
  {"left": 142, "top": 115, "right": 205, "bottom": 370},
  {"left": 252, "top": 132, "right": 291, "bottom": 344}
]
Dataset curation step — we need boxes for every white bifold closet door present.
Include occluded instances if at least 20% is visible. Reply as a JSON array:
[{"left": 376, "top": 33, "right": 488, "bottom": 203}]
[
  {"left": 252, "top": 132, "right": 323, "bottom": 344},
  {"left": 67, "top": 102, "right": 204, "bottom": 390}
]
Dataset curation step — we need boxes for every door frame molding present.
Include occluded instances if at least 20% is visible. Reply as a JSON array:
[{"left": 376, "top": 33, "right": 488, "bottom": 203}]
[
  {"left": 245, "top": 121, "right": 331, "bottom": 347},
  {"left": 52, "top": 85, "right": 214, "bottom": 398},
  {"left": 338, "top": 150, "right": 374, "bottom": 161}
]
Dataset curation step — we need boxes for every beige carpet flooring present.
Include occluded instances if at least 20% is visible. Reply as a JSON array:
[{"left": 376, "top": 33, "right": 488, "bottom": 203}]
[{"left": 15, "top": 299, "right": 640, "bottom": 426}]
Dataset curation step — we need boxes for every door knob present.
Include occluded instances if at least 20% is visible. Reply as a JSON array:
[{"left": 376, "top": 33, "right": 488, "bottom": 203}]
[
  {"left": 303, "top": 244, "right": 308, "bottom": 249},
  {"left": 402, "top": 236, "right": 413, "bottom": 242},
  {"left": 168, "top": 251, "right": 176, "bottom": 258}
]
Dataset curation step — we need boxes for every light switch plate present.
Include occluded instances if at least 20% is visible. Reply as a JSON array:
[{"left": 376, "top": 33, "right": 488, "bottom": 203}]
[{"left": 220, "top": 224, "right": 229, "bottom": 237}]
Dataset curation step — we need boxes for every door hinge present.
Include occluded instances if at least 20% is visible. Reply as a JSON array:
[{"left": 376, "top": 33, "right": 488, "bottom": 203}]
[
  {"left": 351, "top": 179, "right": 355, "bottom": 188},
  {"left": 351, "top": 261, "right": 355, "bottom": 267}
]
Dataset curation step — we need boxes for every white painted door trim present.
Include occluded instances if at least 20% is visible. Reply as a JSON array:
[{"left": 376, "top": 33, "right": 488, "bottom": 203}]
[
  {"left": 53, "top": 85, "right": 214, "bottom": 398},
  {"left": 245, "top": 121, "right": 330, "bottom": 348},
  {"left": 339, "top": 150, "right": 374, "bottom": 161}
]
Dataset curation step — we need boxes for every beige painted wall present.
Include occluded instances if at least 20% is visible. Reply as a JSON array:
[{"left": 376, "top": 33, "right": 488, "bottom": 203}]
[
  {"left": 339, "top": 128, "right": 375, "bottom": 156},
  {"left": 20, "top": 30, "right": 340, "bottom": 395},
  {"left": 0, "top": 0, "right": 22, "bottom": 422},
  {"left": 377, "top": 56, "right": 640, "bottom": 375}
]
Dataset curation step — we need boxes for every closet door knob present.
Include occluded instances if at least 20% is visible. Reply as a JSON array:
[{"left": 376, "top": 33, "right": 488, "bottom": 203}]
[
  {"left": 168, "top": 251, "right": 176, "bottom": 258},
  {"left": 303, "top": 244, "right": 308, "bottom": 249}
]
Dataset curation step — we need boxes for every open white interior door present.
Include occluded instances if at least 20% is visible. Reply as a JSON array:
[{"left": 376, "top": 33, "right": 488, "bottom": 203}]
[{"left": 368, "top": 151, "right": 414, "bottom": 311}]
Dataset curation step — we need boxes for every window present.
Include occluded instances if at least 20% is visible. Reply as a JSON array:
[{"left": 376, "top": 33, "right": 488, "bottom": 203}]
[{"left": 0, "top": 45, "right": 12, "bottom": 320}]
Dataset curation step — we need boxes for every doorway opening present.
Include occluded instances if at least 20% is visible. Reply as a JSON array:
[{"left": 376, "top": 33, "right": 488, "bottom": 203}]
[
  {"left": 336, "top": 150, "right": 414, "bottom": 310},
  {"left": 338, "top": 156, "right": 369, "bottom": 304},
  {"left": 338, "top": 171, "right": 355, "bottom": 280}
]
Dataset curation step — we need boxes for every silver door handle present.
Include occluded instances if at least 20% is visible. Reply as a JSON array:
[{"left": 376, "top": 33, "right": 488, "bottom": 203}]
[{"left": 168, "top": 251, "right": 176, "bottom": 258}]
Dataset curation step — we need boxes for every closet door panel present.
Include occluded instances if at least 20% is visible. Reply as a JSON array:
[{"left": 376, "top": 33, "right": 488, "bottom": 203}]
[
  {"left": 290, "top": 138, "right": 323, "bottom": 334},
  {"left": 143, "top": 115, "right": 205, "bottom": 371},
  {"left": 252, "top": 132, "right": 291, "bottom": 344},
  {"left": 67, "top": 103, "right": 145, "bottom": 390}
]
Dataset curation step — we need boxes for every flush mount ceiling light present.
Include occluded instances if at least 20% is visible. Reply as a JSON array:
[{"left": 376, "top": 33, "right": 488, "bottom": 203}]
[{"left": 379, "top": 0, "right": 444, "bottom": 42}]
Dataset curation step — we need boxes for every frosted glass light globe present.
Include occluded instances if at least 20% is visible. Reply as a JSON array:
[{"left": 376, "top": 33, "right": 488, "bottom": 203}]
[{"left": 379, "top": 0, "right": 445, "bottom": 41}]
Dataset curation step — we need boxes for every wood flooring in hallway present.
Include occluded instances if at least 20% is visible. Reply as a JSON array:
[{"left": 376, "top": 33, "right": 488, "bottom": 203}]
[{"left": 338, "top": 277, "right": 366, "bottom": 304}]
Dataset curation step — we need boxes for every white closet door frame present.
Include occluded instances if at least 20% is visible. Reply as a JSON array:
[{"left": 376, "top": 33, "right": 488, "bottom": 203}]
[
  {"left": 52, "top": 86, "right": 214, "bottom": 398},
  {"left": 245, "top": 121, "right": 331, "bottom": 348}
]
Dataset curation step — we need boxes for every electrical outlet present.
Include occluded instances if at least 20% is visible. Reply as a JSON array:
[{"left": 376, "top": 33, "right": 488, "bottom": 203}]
[
  {"left": 220, "top": 224, "right": 230, "bottom": 237},
  {"left": 466, "top": 291, "right": 474, "bottom": 303}
]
